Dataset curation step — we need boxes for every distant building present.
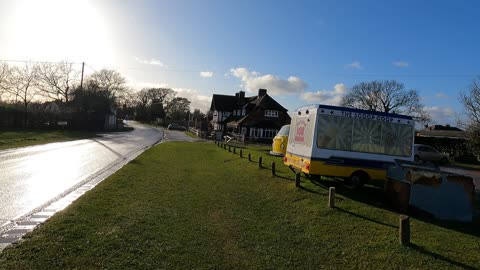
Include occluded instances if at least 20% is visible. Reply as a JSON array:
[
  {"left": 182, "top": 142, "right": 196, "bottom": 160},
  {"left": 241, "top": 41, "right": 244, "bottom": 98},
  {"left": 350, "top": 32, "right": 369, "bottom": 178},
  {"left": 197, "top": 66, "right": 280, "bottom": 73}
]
[
  {"left": 415, "top": 124, "right": 469, "bottom": 159},
  {"left": 416, "top": 124, "right": 467, "bottom": 140},
  {"left": 210, "top": 89, "right": 291, "bottom": 141}
]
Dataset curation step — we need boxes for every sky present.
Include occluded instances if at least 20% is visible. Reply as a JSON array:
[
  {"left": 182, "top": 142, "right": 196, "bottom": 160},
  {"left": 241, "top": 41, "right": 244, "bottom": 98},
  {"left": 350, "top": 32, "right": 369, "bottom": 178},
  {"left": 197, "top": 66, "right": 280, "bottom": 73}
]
[{"left": 1, "top": 0, "right": 479, "bottom": 125}]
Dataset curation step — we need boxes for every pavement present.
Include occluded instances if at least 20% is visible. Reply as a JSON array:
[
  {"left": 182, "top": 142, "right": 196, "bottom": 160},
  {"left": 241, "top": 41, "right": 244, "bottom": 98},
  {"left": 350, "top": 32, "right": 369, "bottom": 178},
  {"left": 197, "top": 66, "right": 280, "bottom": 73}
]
[
  {"left": 162, "top": 129, "right": 205, "bottom": 143},
  {"left": 0, "top": 121, "right": 164, "bottom": 250}
]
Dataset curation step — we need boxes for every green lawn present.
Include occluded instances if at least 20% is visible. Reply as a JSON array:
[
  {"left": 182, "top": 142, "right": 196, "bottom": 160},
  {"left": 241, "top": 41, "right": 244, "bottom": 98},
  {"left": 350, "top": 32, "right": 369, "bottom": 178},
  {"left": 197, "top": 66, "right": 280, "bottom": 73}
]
[
  {"left": 0, "top": 142, "right": 478, "bottom": 269},
  {"left": 0, "top": 129, "right": 99, "bottom": 150}
]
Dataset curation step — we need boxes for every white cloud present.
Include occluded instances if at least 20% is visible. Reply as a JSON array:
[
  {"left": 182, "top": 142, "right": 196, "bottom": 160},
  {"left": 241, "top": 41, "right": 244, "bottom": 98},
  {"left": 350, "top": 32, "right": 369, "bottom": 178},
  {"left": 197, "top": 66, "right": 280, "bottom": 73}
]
[
  {"left": 345, "top": 61, "right": 362, "bottom": 70},
  {"left": 392, "top": 61, "right": 409, "bottom": 67},
  {"left": 435, "top": 92, "right": 449, "bottom": 99},
  {"left": 135, "top": 56, "right": 166, "bottom": 67},
  {"left": 174, "top": 88, "right": 212, "bottom": 112},
  {"left": 229, "top": 67, "right": 307, "bottom": 96},
  {"left": 424, "top": 106, "right": 456, "bottom": 125},
  {"left": 200, "top": 71, "right": 214, "bottom": 78},
  {"left": 300, "top": 84, "right": 347, "bottom": 106}
]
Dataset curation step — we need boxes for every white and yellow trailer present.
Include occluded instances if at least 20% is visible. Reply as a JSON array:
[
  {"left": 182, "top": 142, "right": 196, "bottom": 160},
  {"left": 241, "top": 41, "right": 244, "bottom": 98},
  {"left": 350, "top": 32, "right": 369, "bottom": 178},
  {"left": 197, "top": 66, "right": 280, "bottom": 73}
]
[{"left": 283, "top": 104, "right": 415, "bottom": 187}]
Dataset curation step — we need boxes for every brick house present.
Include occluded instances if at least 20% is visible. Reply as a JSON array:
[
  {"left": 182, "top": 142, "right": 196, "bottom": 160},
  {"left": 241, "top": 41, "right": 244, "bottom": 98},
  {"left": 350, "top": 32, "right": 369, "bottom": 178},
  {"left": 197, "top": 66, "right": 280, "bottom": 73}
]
[{"left": 210, "top": 89, "right": 291, "bottom": 141}]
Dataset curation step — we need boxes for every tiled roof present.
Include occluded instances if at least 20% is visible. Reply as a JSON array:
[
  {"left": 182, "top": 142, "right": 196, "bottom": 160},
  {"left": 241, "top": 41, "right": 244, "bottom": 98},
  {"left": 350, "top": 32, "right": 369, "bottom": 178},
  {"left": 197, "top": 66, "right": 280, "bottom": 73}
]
[
  {"left": 210, "top": 94, "right": 237, "bottom": 111},
  {"left": 416, "top": 130, "right": 467, "bottom": 139}
]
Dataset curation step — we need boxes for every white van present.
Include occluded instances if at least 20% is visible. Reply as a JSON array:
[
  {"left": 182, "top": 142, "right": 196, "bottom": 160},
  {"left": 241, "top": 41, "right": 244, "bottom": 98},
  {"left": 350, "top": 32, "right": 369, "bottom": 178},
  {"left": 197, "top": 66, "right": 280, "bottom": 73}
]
[{"left": 283, "top": 104, "right": 415, "bottom": 187}]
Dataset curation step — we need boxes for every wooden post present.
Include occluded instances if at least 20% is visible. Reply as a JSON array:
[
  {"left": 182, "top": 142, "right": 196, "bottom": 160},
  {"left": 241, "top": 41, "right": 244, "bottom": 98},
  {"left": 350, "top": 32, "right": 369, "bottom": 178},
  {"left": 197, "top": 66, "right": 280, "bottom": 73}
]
[
  {"left": 399, "top": 215, "right": 410, "bottom": 245},
  {"left": 240, "top": 149, "right": 243, "bottom": 157},
  {"left": 248, "top": 153, "right": 251, "bottom": 161},
  {"left": 271, "top": 162, "right": 276, "bottom": 176},
  {"left": 258, "top": 156, "right": 262, "bottom": 168},
  {"left": 224, "top": 144, "right": 226, "bottom": 149},
  {"left": 295, "top": 173, "right": 300, "bottom": 187},
  {"left": 233, "top": 148, "right": 236, "bottom": 154},
  {"left": 228, "top": 146, "right": 231, "bottom": 152},
  {"left": 328, "top": 187, "right": 335, "bottom": 208}
]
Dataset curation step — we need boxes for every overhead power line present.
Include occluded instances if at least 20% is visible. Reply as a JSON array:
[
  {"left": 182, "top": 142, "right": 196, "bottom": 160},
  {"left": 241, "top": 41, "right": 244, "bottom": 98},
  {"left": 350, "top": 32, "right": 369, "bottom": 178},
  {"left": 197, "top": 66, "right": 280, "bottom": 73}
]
[
  {"left": 0, "top": 58, "right": 478, "bottom": 78},
  {"left": 0, "top": 59, "right": 83, "bottom": 65}
]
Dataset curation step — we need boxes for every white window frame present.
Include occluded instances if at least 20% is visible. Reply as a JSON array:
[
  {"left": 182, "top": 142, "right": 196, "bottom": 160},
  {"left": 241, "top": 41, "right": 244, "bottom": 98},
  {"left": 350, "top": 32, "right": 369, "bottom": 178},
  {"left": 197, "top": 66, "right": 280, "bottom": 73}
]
[{"left": 264, "top": 110, "right": 279, "bottom": 117}]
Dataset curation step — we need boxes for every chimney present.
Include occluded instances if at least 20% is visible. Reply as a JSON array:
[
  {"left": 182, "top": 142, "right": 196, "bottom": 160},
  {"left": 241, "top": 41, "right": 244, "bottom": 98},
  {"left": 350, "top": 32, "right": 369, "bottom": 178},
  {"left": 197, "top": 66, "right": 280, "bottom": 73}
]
[
  {"left": 258, "top": 89, "right": 267, "bottom": 97},
  {"left": 238, "top": 91, "right": 245, "bottom": 105}
]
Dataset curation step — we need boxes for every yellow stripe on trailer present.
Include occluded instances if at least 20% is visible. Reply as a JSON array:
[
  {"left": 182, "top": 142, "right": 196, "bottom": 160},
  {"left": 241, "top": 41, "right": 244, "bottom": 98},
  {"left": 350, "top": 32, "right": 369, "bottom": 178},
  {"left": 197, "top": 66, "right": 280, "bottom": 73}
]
[{"left": 284, "top": 153, "right": 387, "bottom": 180}]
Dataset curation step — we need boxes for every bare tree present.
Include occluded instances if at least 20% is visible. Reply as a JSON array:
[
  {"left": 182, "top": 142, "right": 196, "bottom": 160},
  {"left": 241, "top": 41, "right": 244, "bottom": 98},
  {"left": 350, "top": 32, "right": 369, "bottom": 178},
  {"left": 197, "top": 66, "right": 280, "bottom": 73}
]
[
  {"left": 5, "top": 63, "right": 40, "bottom": 124},
  {"left": 86, "top": 69, "right": 127, "bottom": 100},
  {"left": 136, "top": 88, "right": 150, "bottom": 108},
  {"left": 0, "top": 62, "right": 12, "bottom": 99},
  {"left": 132, "top": 87, "right": 176, "bottom": 121},
  {"left": 147, "top": 87, "right": 175, "bottom": 107},
  {"left": 460, "top": 77, "right": 480, "bottom": 125},
  {"left": 459, "top": 77, "right": 480, "bottom": 155},
  {"left": 166, "top": 97, "right": 190, "bottom": 120},
  {"left": 342, "top": 80, "right": 430, "bottom": 123},
  {"left": 39, "top": 61, "right": 79, "bottom": 103}
]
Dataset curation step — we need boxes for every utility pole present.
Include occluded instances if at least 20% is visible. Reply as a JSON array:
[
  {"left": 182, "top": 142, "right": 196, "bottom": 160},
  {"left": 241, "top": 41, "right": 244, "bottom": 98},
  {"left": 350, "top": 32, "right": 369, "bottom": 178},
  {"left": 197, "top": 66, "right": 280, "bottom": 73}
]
[{"left": 80, "top": 62, "right": 85, "bottom": 91}]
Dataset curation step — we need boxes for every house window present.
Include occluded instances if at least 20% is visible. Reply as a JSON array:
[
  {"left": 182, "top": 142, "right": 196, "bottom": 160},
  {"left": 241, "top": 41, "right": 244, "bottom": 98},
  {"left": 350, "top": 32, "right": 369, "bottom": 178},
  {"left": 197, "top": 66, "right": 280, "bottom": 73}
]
[
  {"left": 233, "top": 110, "right": 237, "bottom": 116},
  {"left": 249, "top": 128, "right": 278, "bottom": 138},
  {"left": 264, "top": 110, "right": 279, "bottom": 117},
  {"left": 242, "top": 109, "right": 246, "bottom": 115}
]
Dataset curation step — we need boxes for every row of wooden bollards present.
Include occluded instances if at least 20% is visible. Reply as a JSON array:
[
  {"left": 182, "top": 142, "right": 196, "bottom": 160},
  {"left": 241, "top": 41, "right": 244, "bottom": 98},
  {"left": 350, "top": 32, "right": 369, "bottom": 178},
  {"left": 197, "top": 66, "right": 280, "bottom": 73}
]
[
  {"left": 213, "top": 140, "right": 411, "bottom": 246},
  {"left": 215, "top": 141, "right": 276, "bottom": 174}
]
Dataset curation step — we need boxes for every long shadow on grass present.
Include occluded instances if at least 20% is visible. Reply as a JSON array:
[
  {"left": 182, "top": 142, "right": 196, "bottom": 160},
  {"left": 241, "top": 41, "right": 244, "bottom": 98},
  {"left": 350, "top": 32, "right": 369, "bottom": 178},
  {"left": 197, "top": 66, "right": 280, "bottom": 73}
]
[
  {"left": 334, "top": 207, "right": 397, "bottom": 228},
  {"left": 409, "top": 243, "right": 479, "bottom": 270},
  {"left": 314, "top": 177, "right": 480, "bottom": 238}
]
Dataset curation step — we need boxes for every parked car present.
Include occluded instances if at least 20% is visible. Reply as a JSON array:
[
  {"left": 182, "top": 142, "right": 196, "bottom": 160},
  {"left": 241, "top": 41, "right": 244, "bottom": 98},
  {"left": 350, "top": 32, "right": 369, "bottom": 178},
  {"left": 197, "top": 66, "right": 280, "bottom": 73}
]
[
  {"left": 414, "top": 144, "right": 449, "bottom": 164},
  {"left": 270, "top": 125, "right": 290, "bottom": 156},
  {"left": 167, "top": 123, "right": 187, "bottom": 131}
]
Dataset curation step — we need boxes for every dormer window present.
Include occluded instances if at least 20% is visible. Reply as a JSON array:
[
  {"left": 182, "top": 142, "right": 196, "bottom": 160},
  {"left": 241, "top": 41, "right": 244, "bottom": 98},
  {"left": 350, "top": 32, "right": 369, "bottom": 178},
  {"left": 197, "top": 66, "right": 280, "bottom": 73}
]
[{"left": 265, "top": 110, "right": 279, "bottom": 117}]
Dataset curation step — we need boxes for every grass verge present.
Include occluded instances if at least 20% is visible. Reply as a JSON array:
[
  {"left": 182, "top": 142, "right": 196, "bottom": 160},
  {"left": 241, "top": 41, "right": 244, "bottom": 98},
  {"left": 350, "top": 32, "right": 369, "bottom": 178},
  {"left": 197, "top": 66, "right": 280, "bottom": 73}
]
[
  {"left": 0, "top": 142, "right": 478, "bottom": 269},
  {"left": 0, "top": 129, "right": 99, "bottom": 151},
  {"left": 184, "top": 131, "right": 198, "bottom": 138}
]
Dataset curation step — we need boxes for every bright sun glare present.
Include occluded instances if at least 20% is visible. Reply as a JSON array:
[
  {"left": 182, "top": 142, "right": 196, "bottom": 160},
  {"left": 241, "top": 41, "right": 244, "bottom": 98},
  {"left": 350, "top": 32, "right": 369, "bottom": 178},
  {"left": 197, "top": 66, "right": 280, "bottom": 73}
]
[{"left": 5, "top": 0, "right": 115, "bottom": 65}]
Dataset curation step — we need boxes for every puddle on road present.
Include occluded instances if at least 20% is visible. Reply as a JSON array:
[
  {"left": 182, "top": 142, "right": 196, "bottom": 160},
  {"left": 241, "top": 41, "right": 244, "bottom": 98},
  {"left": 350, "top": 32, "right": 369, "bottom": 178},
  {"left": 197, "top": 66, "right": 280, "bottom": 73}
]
[{"left": 386, "top": 164, "right": 478, "bottom": 222}]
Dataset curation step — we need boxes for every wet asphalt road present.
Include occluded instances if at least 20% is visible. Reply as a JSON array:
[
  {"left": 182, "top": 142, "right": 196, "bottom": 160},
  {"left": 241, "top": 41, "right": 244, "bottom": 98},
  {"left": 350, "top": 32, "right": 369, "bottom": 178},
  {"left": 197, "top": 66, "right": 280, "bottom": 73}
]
[{"left": 0, "top": 121, "right": 163, "bottom": 226}]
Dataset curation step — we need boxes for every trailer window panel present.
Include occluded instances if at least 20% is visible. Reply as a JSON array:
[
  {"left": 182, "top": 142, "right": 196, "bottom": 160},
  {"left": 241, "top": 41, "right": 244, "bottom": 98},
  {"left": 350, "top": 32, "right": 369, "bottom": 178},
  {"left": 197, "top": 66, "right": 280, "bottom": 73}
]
[
  {"left": 352, "top": 118, "right": 383, "bottom": 154},
  {"left": 316, "top": 115, "right": 353, "bottom": 151},
  {"left": 316, "top": 114, "right": 413, "bottom": 157}
]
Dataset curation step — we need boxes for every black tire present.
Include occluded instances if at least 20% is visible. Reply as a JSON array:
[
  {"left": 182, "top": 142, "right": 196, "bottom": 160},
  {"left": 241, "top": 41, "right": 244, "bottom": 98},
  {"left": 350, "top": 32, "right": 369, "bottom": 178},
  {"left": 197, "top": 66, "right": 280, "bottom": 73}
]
[
  {"left": 440, "top": 157, "right": 448, "bottom": 165},
  {"left": 345, "top": 171, "right": 368, "bottom": 189},
  {"left": 414, "top": 155, "right": 420, "bottom": 162}
]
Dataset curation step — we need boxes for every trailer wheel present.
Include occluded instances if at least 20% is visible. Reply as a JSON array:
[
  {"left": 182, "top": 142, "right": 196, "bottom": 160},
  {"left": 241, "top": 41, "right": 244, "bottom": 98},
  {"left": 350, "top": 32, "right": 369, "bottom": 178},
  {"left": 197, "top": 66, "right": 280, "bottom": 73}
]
[{"left": 345, "top": 171, "right": 368, "bottom": 189}]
